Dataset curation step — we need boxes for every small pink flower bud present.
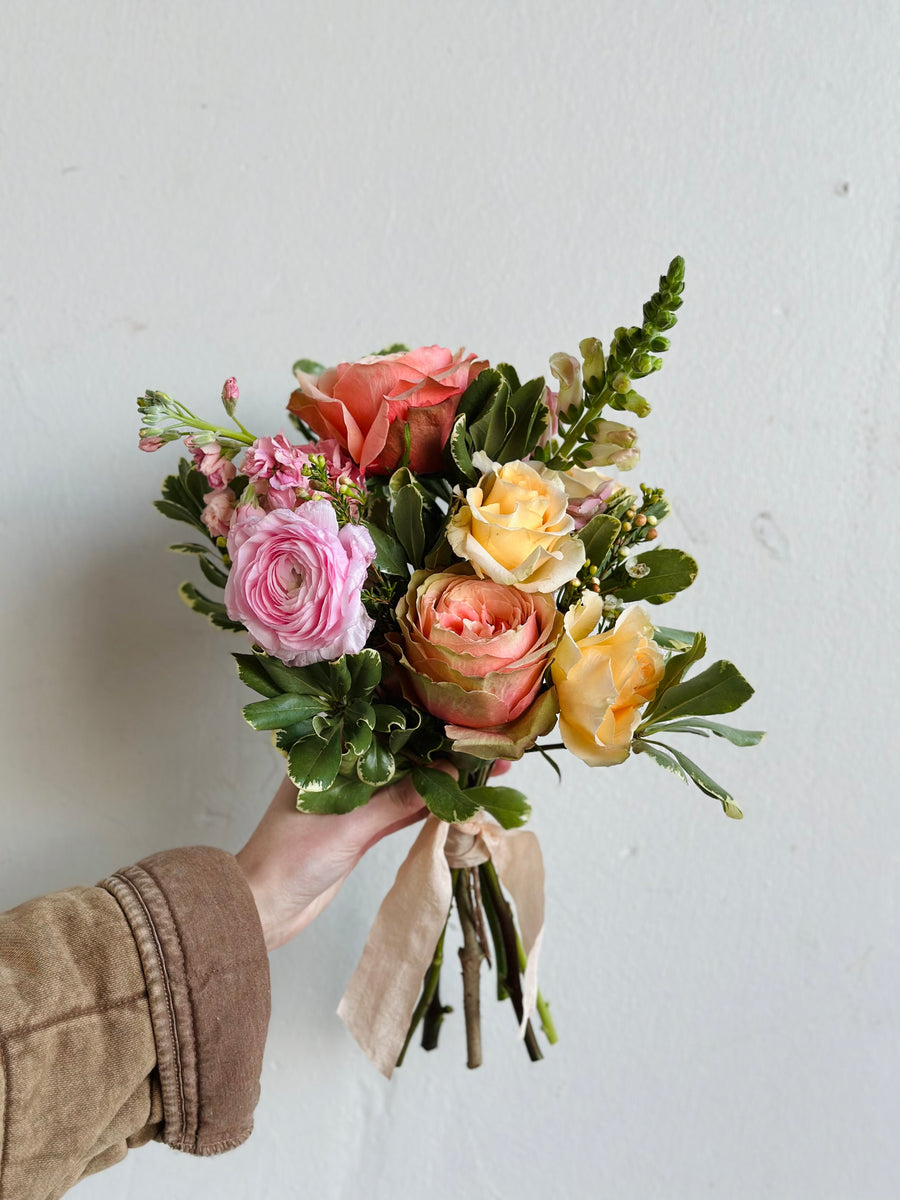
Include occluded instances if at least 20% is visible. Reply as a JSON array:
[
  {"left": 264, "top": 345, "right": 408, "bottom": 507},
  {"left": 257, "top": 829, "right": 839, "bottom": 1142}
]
[
  {"left": 221, "top": 376, "right": 239, "bottom": 417},
  {"left": 139, "top": 435, "right": 166, "bottom": 452}
]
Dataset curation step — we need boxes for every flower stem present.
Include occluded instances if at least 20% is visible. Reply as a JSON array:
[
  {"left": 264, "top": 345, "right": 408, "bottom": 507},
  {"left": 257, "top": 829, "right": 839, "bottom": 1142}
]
[
  {"left": 479, "top": 862, "right": 543, "bottom": 1062},
  {"left": 554, "top": 384, "right": 614, "bottom": 463},
  {"left": 395, "top": 911, "right": 451, "bottom": 1068},
  {"left": 454, "top": 868, "right": 484, "bottom": 1069}
]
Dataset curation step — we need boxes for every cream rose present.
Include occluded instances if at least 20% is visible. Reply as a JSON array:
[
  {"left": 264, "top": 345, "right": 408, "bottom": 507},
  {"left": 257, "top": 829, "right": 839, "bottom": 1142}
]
[
  {"left": 551, "top": 592, "right": 664, "bottom": 766},
  {"left": 447, "top": 454, "right": 585, "bottom": 593}
]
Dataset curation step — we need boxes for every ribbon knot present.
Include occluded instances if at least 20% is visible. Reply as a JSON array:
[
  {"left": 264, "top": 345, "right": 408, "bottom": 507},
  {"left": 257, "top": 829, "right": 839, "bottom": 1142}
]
[{"left": 337, "top": 812, "right": 545, "bottom": 1077}]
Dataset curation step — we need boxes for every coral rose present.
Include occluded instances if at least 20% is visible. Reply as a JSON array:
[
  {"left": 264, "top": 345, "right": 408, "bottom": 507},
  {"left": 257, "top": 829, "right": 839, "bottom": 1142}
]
[
  {"left": 551, "top": 593, "right": 664, "bottom": 766},
  {"left": 289, "top": 346, "right": 487, "bottom": 475},
  {"left": 224, "top": 501, "right": 375, "bottom": 666},
  {"left": 388, "top": 567, "right": 561, "bottom": 759},
  {"left": 447, "top": 454, "right": 586, "bottom": 593}
]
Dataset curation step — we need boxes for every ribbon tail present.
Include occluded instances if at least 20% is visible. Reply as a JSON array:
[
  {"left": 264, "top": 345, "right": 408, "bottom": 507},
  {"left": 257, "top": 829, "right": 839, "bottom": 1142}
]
[
  {"left": 337, "top": 815, "right": 451, "bottom": 1078},
  {"left": 487, "top": 828, "right": 546, "bottom": 1037}
]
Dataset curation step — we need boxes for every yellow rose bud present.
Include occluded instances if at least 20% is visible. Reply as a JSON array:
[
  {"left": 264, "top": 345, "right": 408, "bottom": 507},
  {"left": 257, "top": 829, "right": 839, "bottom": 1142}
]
[
  {"left": 551, "top": 593, "right": 664, "bottom": 766},
  {"left": 447, "top": 454, "right": 586, "bottom": 593}
]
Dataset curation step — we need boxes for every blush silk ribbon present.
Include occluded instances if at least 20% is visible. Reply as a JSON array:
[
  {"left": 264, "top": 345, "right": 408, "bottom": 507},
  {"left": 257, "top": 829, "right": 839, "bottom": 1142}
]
[{"left": 337, "top": 813, "right": 545, "bottom": 1078}]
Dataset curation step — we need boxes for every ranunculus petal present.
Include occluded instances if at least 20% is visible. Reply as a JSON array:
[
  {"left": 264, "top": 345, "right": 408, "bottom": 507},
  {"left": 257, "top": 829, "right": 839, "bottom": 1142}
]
[{"left": 224, "top": 506, "right": 375, "bottom": 666}]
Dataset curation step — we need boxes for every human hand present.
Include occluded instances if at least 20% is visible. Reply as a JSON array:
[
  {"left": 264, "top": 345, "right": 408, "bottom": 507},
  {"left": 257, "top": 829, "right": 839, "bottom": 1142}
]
[{"left": 235, "top": 774, "right": 428, "bottom": 951}]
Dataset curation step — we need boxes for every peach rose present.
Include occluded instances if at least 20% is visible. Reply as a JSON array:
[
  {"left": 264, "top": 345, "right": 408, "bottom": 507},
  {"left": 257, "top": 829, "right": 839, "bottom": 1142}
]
[
  {"left": 447, "top": 454, "right": 586, "bottom": 593},
  {"left": 288, "top": 346, "right": 487, "bottom": 475},
  {"left": 388, "top": 567, "right": 562, "bottom": 758},
  {"left": 551, "top": 593, "right": 664, "bottom": 766}
]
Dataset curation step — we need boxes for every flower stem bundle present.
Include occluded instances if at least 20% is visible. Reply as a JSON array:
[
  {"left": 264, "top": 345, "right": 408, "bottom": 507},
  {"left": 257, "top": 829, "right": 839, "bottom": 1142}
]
[{"left": 136, "top": 258, "right": 762, "bottom": 1074}]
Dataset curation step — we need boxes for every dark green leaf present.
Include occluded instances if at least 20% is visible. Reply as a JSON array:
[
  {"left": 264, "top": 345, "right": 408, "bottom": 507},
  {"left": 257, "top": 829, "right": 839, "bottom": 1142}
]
[
  {"left": 288, "top": 729, "right": 343, "bottom": 791},
  {"left": 611, "top": 547, "right": 698, "bottom": 603},
  {"left": 357, "top": 739, "right": 396, "bottom": 786},
  {"left": 579, "top": 514, "right": 621, "bottom": 568},
  {"left": 456, "top": 368, "right": 503, "bottom": 424},
  {"left": 392, "top": 484, "right": 426, "bottom": 566},
  {"left": 641, "top": 632, "right": 707, "bottom": 723},
  {"left": 448, "top": 415, "right": 477, "bottom": 482},
  {"left": 199, "top": 556, "right": 229, "bottom": 589},
  {"left": 274, "top": 720, "right": 316, "bottom": 754},
  {"left": 652, "top": 626, "right": 697, "bottom": 650},
  {"left": 646, "top": 717, "right": 765, "bottom": 747},
  {"left": 495, "top": 362, "right": 521, "bottom": 392},
  {"left": 633, "top": 738, "right": 691, "bottom": 785},
  {"left": 169, "top": 541, "right": 215, "bottom": 556},
  {"left": 373, "top": 704, "right": 406, "bottom": 732},
  {"left": 179, "top": 460, "right": 209, "bottom": 510},
  {"left": 649, "top": 741, "right": 744, "bottom": 819},
  {"left": 499, "top": 377, "right": 548, "bottom": 461},
  {"left": 344, "top": 721, "right": 373, "bottom": 756},
  {"left": 347, "top": 649, "right": 382, "bottom": 697},
  {"left": 649, "top": 660, "right": 755, "bottom": 724},
  {"left": 465, "top": 786, "right": 532, "bottom": 829},
  {"left": 411, "top": 767, "right": 480, "bottom": 823},
  {"left": 179, "top": 581, "right": 243, "bottom": 631},
  {"left": 252, "top": 653, "right": 332, "bottom": 699},
  {"left": 233, "top": 653, "right": 280, "bottom": 698},
  {"left": 368, "top": 524, "right": 408, "bottom": 575},
  {"left": 155, "top": 499, "right": 209, "bottom": 535},
  {"left": 243, "top": 692, "right": 328, "bottom": 730},
  {"left": 296, "top": 775, "right": 375, "bottom": 814}
]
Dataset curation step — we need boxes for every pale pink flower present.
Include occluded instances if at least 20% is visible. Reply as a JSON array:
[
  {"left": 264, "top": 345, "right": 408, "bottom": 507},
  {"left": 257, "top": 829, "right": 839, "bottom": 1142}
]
[
  {"left": 185, "top": 437, "right": 237, "bottom": 490},
  {"left": 240, "top": 434, "right": 365, "bottom": 513},
  {"left": 201, "top": 488, "right": 236, "bottom": 539},
  {"left": 221, "top": 377, "right": 239, "bottom": 404},
  {"left": 224, "top": 502, "right": 376, "bottom": 666},
  {"left": 139, "top": 435, "right": 165, "bottom": 453},
  {"left": 227, "top": 503, "right": 266, "bottom": 552},
  {"left": 560, "top": 467, "right": 631, "bottom": 530}
]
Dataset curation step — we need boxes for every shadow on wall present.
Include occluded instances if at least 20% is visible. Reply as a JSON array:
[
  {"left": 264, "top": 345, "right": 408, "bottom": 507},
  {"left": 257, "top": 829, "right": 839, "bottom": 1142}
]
[{"left": 4, "top": 527, "right": 273, "bottom": 891}]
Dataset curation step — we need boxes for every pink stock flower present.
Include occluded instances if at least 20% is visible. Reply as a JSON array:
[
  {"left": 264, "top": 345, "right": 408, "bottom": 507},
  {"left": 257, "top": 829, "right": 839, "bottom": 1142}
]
[
  {"left": 240, "top": 434, "right": 365, "bottom": 513},
  {"left": 139, "top": 435, "right": 166, "bottom": 453},
  {"left": 201, "top": 488, "right": 236, "bottom": 539},
  {"left": 559, "top": 467, "right": 632, "bottom": 530},
  {"left": 388, "top": 567, "right": 562, "bottom": 759},
  {"left": 224, "top": 502, "right": 376, "bottom": 666},
  {"left": 184, "top": 437, "right": 237, "bottom": 490},
  {"left": 288, "top": 346, "right": 488, "bottom": 475},
  {"left": 221, "top": 377, "right": 239, "bottom": 404}
]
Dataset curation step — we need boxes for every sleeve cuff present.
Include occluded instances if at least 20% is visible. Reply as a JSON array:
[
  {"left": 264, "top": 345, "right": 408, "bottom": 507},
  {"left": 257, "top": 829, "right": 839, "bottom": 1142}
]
[{"left": 100, "top": 846, "right": 271, "bottom": 1155}]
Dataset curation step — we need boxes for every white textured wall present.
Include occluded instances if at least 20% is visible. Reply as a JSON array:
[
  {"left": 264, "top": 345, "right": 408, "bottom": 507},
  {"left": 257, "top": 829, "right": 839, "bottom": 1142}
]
[{"left": 2, "top": 1, "right": 897, "bottom": 1196}]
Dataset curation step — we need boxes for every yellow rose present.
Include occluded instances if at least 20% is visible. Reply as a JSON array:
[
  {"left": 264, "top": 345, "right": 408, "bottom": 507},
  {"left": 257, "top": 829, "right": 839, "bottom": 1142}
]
[
  {"left": 551, "top": 593, "right": 664, "bottom": 766},
  {"left": 447, "top": 454, "right": 585, "bottom": 593}
]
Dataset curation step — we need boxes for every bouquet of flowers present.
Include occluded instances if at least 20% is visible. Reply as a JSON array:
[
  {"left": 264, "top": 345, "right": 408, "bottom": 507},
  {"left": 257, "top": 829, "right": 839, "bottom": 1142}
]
[{"left": 137, "top": 256, "right": 761, "bottom": 1076}]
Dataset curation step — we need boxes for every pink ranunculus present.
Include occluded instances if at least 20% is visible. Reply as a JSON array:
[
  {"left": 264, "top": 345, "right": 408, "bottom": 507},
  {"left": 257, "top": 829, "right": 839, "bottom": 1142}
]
[
  {"left": 201, "top": 488, "right": 236, "bottom": 538},
  {"left": 387, "top": 567, "right": 563, "bottom": 758},
  {"left": 184, "top": 437, "right": 237, "bottom": 490},
  {"left": 224, "top": 502, "right": 376, "bottom": 666},
  {"left": 288, "top": 346, "right": 488, "bottom": 475},
  {"left": 227, "top": 502, "right": 266, "bottom": 551}
]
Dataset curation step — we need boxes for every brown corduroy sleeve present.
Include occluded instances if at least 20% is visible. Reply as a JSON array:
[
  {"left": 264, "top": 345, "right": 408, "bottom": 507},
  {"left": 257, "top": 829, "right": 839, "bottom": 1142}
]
[
  {"left": 0, "top": 847, "right": 270, "bottom": 1200},
  {"left": 100, "top": 846, "right": 271, "bottom": 1156}
]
